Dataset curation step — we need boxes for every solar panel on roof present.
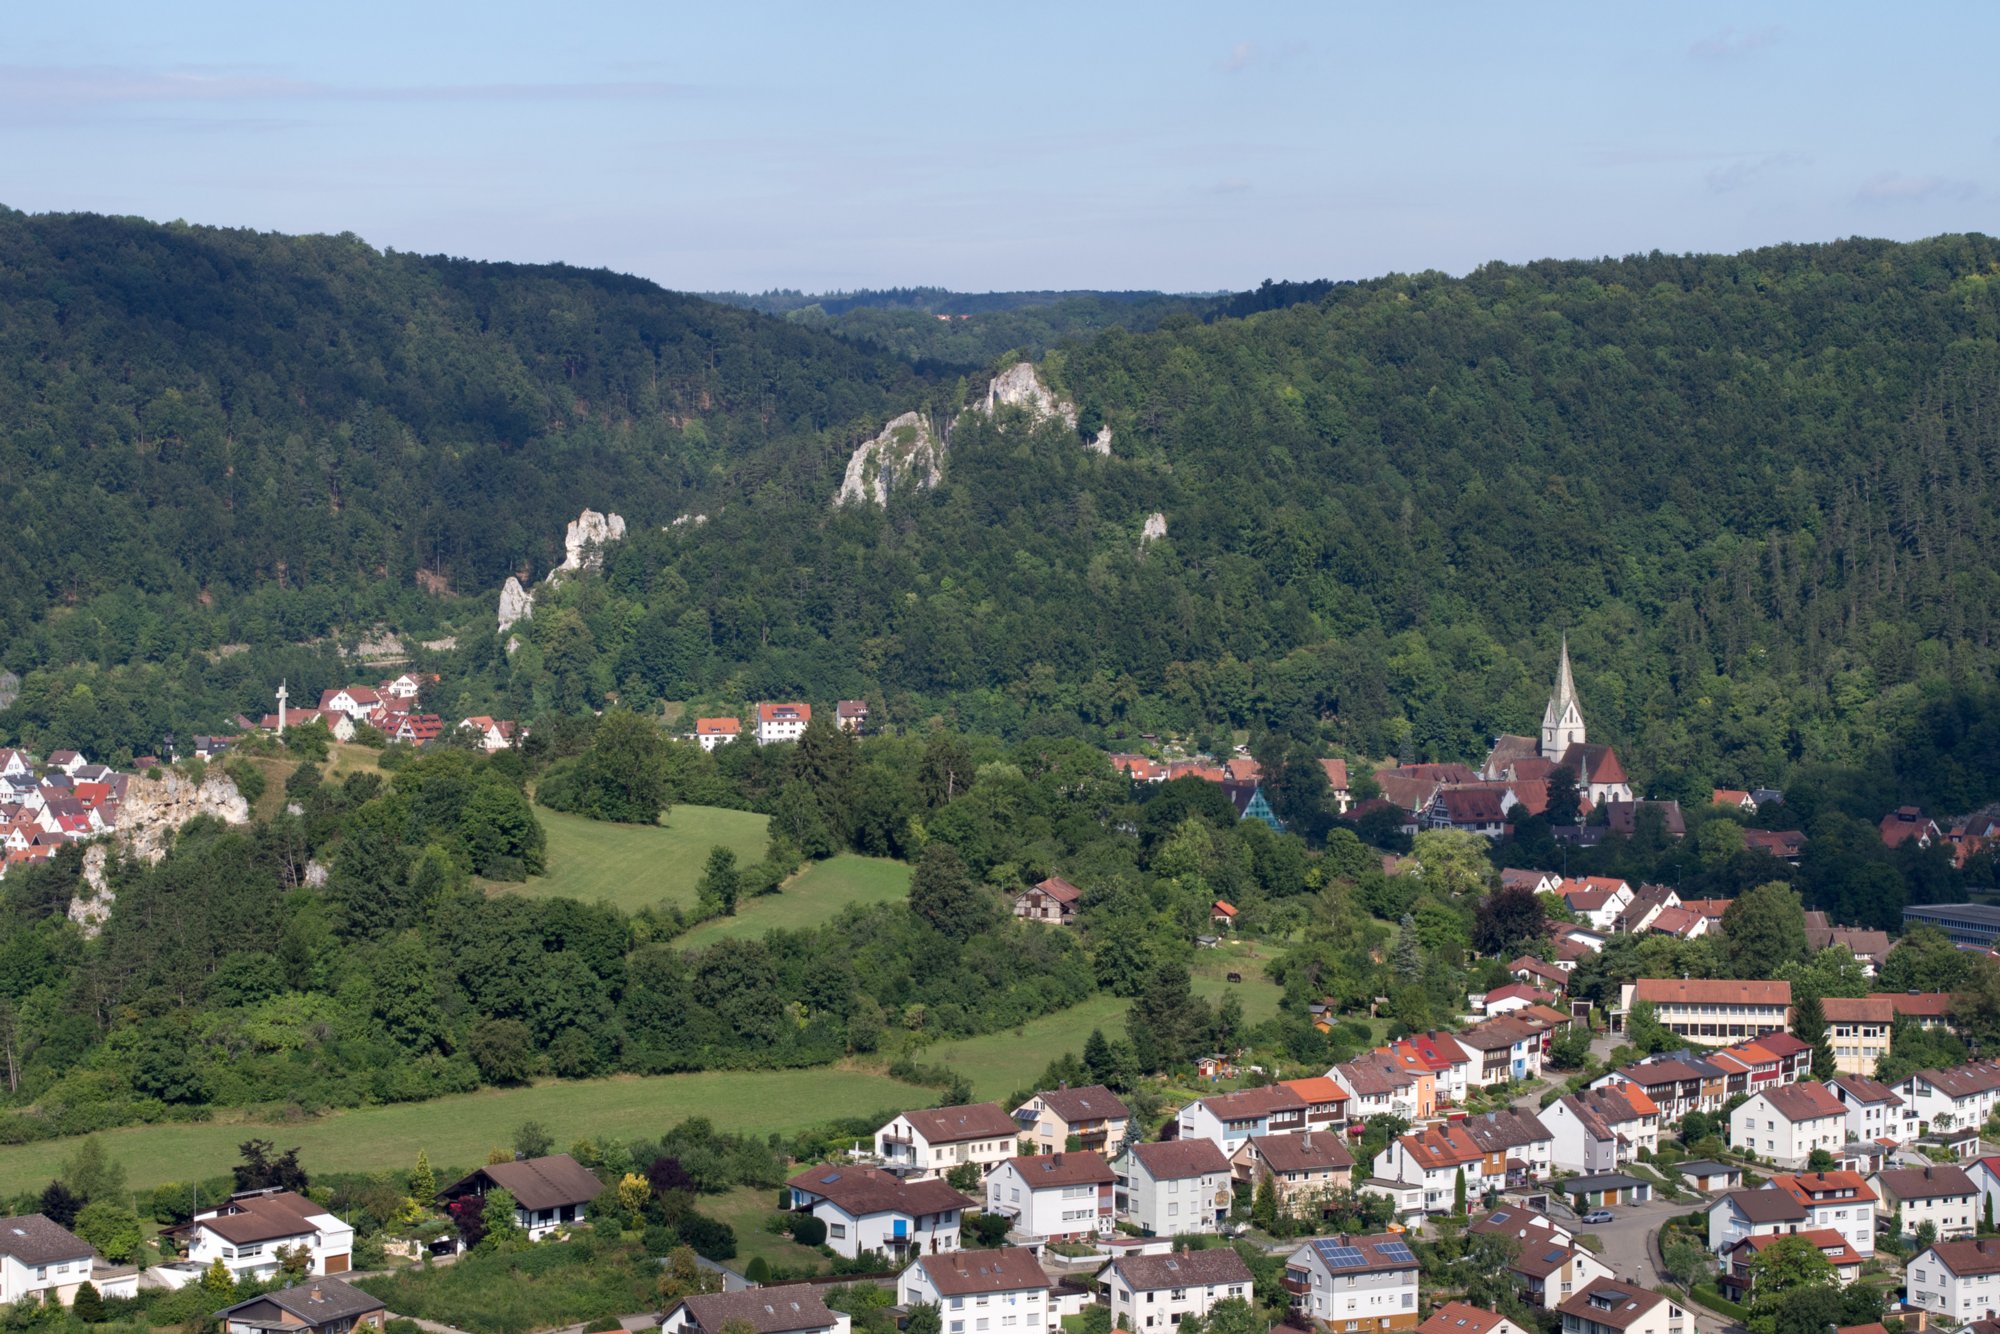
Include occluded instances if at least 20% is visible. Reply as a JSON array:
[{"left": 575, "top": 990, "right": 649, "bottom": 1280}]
[
  {"left": 1377, "top": 1242, "right": 1415, "bottom": 1263},
  {"left": 1543, "top": 1249, "right": 1567, "bottom": 1263},
  {"left": 1164, "top": 1259, "right": 1179, "bottom": 1271},
  {"left": 820, "top": 1174, "right": 841, "bottom": 1184},
  {"left": 1317, "top": 1244, "right": 1367, "bottom": 1267}
]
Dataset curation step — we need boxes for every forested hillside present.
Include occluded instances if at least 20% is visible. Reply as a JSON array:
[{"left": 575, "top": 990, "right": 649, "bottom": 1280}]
[{"left": 3, "top": 211, "right": 1999, "bottom": 802}]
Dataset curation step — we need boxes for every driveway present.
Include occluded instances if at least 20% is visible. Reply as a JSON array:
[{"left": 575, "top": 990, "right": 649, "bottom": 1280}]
[{"left": 1554, "top": 1192, "right": 1739, "bottom": 1334}]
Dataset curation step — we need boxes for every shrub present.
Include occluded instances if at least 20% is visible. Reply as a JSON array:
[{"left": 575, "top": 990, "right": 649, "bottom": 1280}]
[{"left": 788, "top": 1214, "right": 827, "bottom": 1247}]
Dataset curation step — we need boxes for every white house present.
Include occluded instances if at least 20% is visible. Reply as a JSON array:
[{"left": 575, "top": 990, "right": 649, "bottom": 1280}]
[
  {"left": 663, "top": 1287, "right": 850, "bottom": 1334},
  {"left": 756, "top": 702, "right": 811, "bottom": 745},
  {"left": 1896, "top": 1061, "right": 2000, "bottom": 1135},
  {"left": 1376, "top": 1124, "right": 1489, "bottom": 1213},
  {"left": 1116, "top": 1140, "right": 1231, "bottom": 1237},
  {"left": 694, "top": 718, "right": 741, "bottom": 751},
  {"left": 1330, "top": 1058, "right": 1422, "bottom": 1121},
  {"left": 1463, "top": 1108, "right": 1557, "bottom": 1186},
  {"left": 1829, "top": 1074, "right": 1914, "bottom": 1146},
  {"left": 876, "top": 1103, "right": 1020, "bottom": 1180},
  {"left": 175, "top": 1190, "right": 354, "bottom": 1281},
  {"left": 1104, "top": 1248, "right": 1253, "bottom": 1334},
  {"left": 1552, "top": 879, "right": 1632, "bottom": 932},
  {"left": 317, "top": 686, "right": 382, "bottom": 724},
  {"left": 1705, "top": 1173, "right": 1875, "bottom": 1258},
  {"left": 1542, "top": 1084, "right": 1660, "bottom": 1174},
  {"left": 1420, "top": 1303, "right": 1535, "bottom": 1334},
  {"left": 1282, "top": 1234, "right": 1421, "bottom": 1331},
  {"left": 1908, "top": 1237, "right": 2000, "bottom": 1323},
  {"left": 786, "top": 1165, "right": 972, "bottom": 1261},
  {"left": 1729, "top": 1082, "right": 1847, "bottom": 1168},
  {"left": 1874, "top": 1164, "right": 1981, "bottom": 1240},
  {"left": 1556, "top": 1279, "right": 1689, "bottom": 1334},
  {"left": 984, "top": 1153, "right": 1113, "bottom": 1241},
  {"left": 898, "top": 1248, "right": 1054, "bottom": 1334},
  {"left": 0, "top": 1215, "right": 102, "bottom": 1306},
  {"left": 1230, "top": 1132, "right": 1355, "bottom": 1212},
  {"left": 1011, "top": 1085, "right": 1131, "bottom": 1158},
  {"left": 1455, "top": 1015, "right": 1546, "bottom": 1088},
  {"left": 436, "top": 1154, "right": 601, "bottom": 1244},
  {"left": 1174, "top": 1085, "right": 1307, "bottom": 1152},
  {"left": 457, "top": 716, "right": 518, "bottom": 753},
  {"left": 1470, "top": 1207, "right": 1614, "bottom": 1309}
]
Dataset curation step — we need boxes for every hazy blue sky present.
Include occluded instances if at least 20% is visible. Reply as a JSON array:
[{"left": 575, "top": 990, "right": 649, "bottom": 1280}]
[{"left": 6, "top": 2, "right": 1994, "bottom": 292}]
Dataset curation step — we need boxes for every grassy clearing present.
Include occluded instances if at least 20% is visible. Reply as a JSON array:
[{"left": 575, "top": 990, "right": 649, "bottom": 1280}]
[
  {"left": 233, "top": 755, "right": 301, "bottom": 821},
  {"left": 497, "top": 805, "right": 770, "bottom": 914},
  {"left": 919, "top": 995, "right": 1130, "bottom": 1102},
  {"left": 1190, "top": 940, "right": 1285, "bottom": 1023},
  {"left": 325, "top": 742, "right": 387, "bottom": 782},
  {"left": 357, "top": 1232, "right": 659, "bottom": 1334},
  {"left": 0, "top": 1068, "right": 916, "bottom": 1198},
  {"left": 705, "top": 1184, "right": 829, "bottom": 1277},
  {"left": 678, "top": 855, "right": 911, "bottom": 947}
]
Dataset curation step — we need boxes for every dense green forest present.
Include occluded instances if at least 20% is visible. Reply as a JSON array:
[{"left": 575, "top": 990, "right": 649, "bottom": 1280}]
[{"left": 2, "top": 209, "right": 1999, "bottom": 814}]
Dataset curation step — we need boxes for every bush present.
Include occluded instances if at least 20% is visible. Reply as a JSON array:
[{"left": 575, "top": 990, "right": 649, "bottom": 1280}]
[{"left": 788, "top": 1214, "right": 827, "bottom": 1247}]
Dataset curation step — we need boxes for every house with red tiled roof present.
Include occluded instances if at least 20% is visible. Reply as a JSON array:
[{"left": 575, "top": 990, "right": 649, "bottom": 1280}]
[
  {"left": 1743, "top": 828, "right": 1808, "bottom": 862},
  {"left": 1712, "top": 788, "right": 1755, "bottom": 811},
  {"left": 1481, "top": 982, "right": 1558, "bottom": 1017},
  {"left": 1378, "top": 1124, "right": 1490, "bottom": 1212},
  {"left": 1620, "top": 978, "right": 1791, "bottom": 1045},
  {"left": 1541, "top": 1083, "right": 1660, "bottom": 1174},
  {"left": 694, "top": 716, "right": 742, "bottom": 751},
  {"left": 1719, "top": 1228, "right": 1863, "bottom": 1302},
  {"left": 1317, "top": 758, "right": 1352, "bottom": 813},
  {"left": 457, "top": 716, "right": 518, "bottom": 753},
  {"left": 756, "top": 702, "right": 810, "bottom": 745},
  {"left": 1108, "top": 753, "right": 1167, "bottom": 783},
  {"left": 1881, "top": 806, "right": 1940, "bottom": 849}
]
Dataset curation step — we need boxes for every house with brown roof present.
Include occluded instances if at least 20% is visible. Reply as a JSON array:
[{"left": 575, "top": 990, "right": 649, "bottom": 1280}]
[
  {"left": 1013, "top": 876, "right": 1080, "bottom": 926},
  {"left": 1420, "top": 1303, "right": 1533, "bottom": 1334},
  {"left": 1011, "top": 1084, "right": 1131, "bottom": 1157},
  {"left": 1175, "top": 1084, "right": 1308, "bottom": 1151},
  {"left": 1470, "top": 1206, "right": 1612, "bottom": 1309},
  {"left": 1745, "top": 829, "right": 1808, "bottom": 863},
  {"left": 983, "top": 1153, "right": 1113, "bottom": 1240},
  {"left": 1378, "top": 1125, "right": 1489, "bottom": 1213},
  {"left": 1105, "top": 1247, "right": 1253, "bottom": 1334},
  {"left": 172, "top": 1189, "right": 355, "bottom": 1280},
  {"left": 897, "top": 1248, "right": 1053, "bottom": 1330},
  {"left": 875, "top": 1103, "right": 1020, "bottom": 1180},
  {"left": 1872, "top": 991, "right": 1956, "bottom": 1030},
  {"left": 1730, "top": 1083, "right": 1847, "bottom": 1168},
  {"left": 1873, "top": 1164, "right": 1980, "bottom": 1240},
  {"left": 1718, "top": 1229, "right": 1863, "bottom": 1302},
  {"left": 1329, "top": 1056, "right": 1423, "bottom": 1121},
  {"left": 1822, "top": 996, "right": 1894, "bottom": 1076},
  {"left": 1619, "top": 978, "right": 1791, "bottom": 1045},
  {"left": 1318, "top": 758, "right": 1353, "bottom": 813},
  {"left": 1602, "top": 800, "right": 1686, "bottom": 839},
  {"left": 663, "top": 1287, "right": 847, "bottom": 1334},
  {"left": 1511, "top": 956, "right": 1571, "bottom": 992},
  {"left": 1454, "top": 1014, "right": 1547, "bottom": 1087},
  {"left": 1230, "top": 1130, "right": 1355, "bottom": 1209},
  {"left": 436, "top": 1155, "right": 601, "bottom": 1245},
  {"left": 0, "top": 1214, "right": 117, "bottom": 1306},
  {"left": 1895, "top": 1060, "right": 2000, "bottom": 1133},
  {"left": 1556, "top": 1279, "right": 1688, "bottom": 1334},
  {"left": 835, "top": 700, "right": 870, "bottom": 735},
  {"left": 1542, "top": 1084, "right": 1660, "bottom": 1174},
  {"left": 1424, "top": 786, "right": 1510, "bottom": 838},
  {"left": 1881, "top": 806, "right": 1940, "bottom": 849},
  {"left": 785, "top": 1164, "right": 973, "bottom": 1259},
  {"left": 1829, "top": 1074, "right": 1912, "bottom": 1145},
  {"left": 1906, "top": 1237, "right": 2000, "bottom": 1321},
  {"left": 217, "top": 1277, "right": 386, "bottom": 1334},
  {"left": 1114, "top": 1140, "right": 1231, "bottom": 1237}
]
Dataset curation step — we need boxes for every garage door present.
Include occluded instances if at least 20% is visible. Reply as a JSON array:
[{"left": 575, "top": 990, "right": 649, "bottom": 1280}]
[{"left": 325, "top": 1255, "right": 350, "bottom": 1274}]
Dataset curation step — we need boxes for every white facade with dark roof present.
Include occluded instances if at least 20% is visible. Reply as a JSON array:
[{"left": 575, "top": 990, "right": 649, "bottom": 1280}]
[
  {"left": 1115, "top": 1141, "right": 1230, "bottom": 1237},
  {"left": 1283, "top": 1234, "right": 1421, "bottom": 1331},
  {"left": 876, "top": 1104, "right": 1020, "bottom": 1180},
  {"left": 898, "top": 1248, "right": 1054, "bottom": 1334},
  {"left": 1104, "top": 1248, "right": 1253, "bottom": 1334},
  {"left": 0, "top": 1215, "right": 99, "bottom": 1306}
]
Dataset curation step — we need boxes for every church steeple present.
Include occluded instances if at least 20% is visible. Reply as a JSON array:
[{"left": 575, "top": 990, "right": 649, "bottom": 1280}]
[{"left": 1540, "top": 636, "right": 1586, "bottom": 759}]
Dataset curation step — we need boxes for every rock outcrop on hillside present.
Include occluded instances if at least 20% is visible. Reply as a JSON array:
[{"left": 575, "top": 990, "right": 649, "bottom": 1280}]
[
  {"left": 834, "top": 411, "right": 945, "bottom": 507},
  {"left": 983, "top": 362, "right": 1114, "bottom": 454},
  {"left": 553, "top": 509, "right": 626, "bottom": 575},
  {"left": 1141, "top": 512, "right": 1168, "bottom": 545},
  {"left": 498, "top": 576, "right": 534, "bottom": 633},
  {"left": 68, "top": 772, "right": 253, "bottom": 935}
]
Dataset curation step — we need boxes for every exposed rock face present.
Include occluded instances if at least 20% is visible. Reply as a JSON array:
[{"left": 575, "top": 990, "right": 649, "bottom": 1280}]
[
  {"left": 498, "top": 576, "right": 535, "bottom": 633},
  {"left": 669, "top": 512, "right": 708, "bottom": 528},
  {"left": 554, "top": 509, "right": 627, "bottom": 574},
  {"left": 68, "top": 774, "right": 254, "bottom": 930},
  {"left": 1087, "top": 425, "right": 1113, "bottom": 456},
  {"left": 1141, "top": 512, "right": 1168, "bottom": 545},
  {"left": 834, "top": 411, "right": 944, "bottom": 507},
  {"left": 984, "top": 362, "right": 1078, "bottom": 431},
  {"left": 66, "top": 844, "right": 114, "bottom": 937}
]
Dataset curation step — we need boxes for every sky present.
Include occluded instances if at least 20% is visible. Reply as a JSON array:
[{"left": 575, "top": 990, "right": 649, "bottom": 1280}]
[{"left": 4, "top": 2, "right": 1995, "bottom": 293}]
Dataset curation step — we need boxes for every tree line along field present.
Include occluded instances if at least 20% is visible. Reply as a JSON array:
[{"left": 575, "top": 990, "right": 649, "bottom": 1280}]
[
  {"left": 0, "top": 1068, "right": 918, "bottom": 1198},
  {"left": 676, "top": 854, "right": 912, "bottom": 947},
  {"left": 495, "top": 804, "right": 770, "bottom": 912}
]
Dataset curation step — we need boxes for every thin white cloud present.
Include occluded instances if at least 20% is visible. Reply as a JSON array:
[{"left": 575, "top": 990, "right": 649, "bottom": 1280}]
[
  {"left": 1706, "top": 151, "right": 1811, "bottom": 194},
  {"left": 1855, "top": 171, "right": 1979, "bottom": 204},
  {"left": 1688, "top": 26, "right": 1783, "bottom": 61},
  {"left": 1215, "top": 39, "right": 1307, "bottom": 74},
  {"left": 1219, "top": 42, "right": 1258, "bottom": 73}
]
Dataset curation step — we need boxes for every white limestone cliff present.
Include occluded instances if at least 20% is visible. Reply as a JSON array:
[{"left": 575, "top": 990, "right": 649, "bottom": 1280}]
[
  {"left": 834, "top": 411, "right": 944, "bottom": 507},
  {"left": 498, "top": 576, "right": 535, "bottom": 633},
  {"left": 553, "top": 509, "right": 627, "bottom": 575},
  {"left": 982, "top": 362, "right": 1112, "bottom": 453},
  {"left": 69, "top": 772, "right": 253, "bottom": 933},
  {"left": 1141, "top": 512, "right": 1168, "bottom": 545}
]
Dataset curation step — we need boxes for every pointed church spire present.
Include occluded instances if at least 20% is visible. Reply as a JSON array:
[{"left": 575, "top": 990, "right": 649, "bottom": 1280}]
[{"left": 1540, "top": 636, "right": 1586, "bottom": 760}]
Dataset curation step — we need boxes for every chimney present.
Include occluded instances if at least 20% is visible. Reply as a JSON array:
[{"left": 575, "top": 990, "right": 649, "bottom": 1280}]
[
  {"left": 1053, "top": 1152, "right": 1064, "bottom": 1167},
  {"left": 311, "top": 1286, "right": 323, "bottom": 1303}
]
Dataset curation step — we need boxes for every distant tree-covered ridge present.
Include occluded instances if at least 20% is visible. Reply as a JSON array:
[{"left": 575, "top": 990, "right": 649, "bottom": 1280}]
[{"left": 1, "top": 209, "right": 1999, "bottom": 805}]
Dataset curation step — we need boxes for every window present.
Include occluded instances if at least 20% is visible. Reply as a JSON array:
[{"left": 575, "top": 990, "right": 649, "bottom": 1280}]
[{"left": 830, "top": 1224, "right": 847, "bottom": 1239}]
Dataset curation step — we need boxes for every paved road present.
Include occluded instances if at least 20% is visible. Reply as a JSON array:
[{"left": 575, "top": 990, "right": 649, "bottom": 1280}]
[{"left": 1550, "top": 1192, "right": 1739, "bottom": 1334}]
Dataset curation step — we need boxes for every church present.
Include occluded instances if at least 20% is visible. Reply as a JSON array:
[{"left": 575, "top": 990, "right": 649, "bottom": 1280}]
[{"left": 1479, "top": 638, "right": 1634, "bottom": 809}]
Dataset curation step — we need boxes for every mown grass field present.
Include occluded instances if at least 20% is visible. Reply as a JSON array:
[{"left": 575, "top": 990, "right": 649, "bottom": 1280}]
[
  {"left": 496, "top": 804, "right": 770, "bottom": 913},
  {"left": 677, "top": 855, "right": 911, "bottom": 947},
  {"left": 0, "top": 1068, "right": 914, "bottom": 1198},
  {"left": 1189, "top": 940, "right": 1286, "bottom": 1023},
  {"left": 706, "top": 1184, "right": 830, "bottom": 1276},
  {"left": 918, "top": 994, "right": 1130, "bottom": 1101}
]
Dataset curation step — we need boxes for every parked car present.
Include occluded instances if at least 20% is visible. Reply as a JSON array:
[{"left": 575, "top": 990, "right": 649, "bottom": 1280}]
[{"left": 1580, "top": 1209, "right": 1615, "bottom": 1225}]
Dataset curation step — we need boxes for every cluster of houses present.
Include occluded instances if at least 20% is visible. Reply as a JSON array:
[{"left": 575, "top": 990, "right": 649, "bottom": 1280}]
[
  {"left": 0, "top": 747, "right": 149, "bottom": 875},
  {"left": 691, "top": 700, "right": 870, "bottom": 750},
  {"left": 1105, "top": 750, "right": 1295, "bottom": 832},
  {"left": 245, "top": 675, "right": 521, "bottom": 754}
]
